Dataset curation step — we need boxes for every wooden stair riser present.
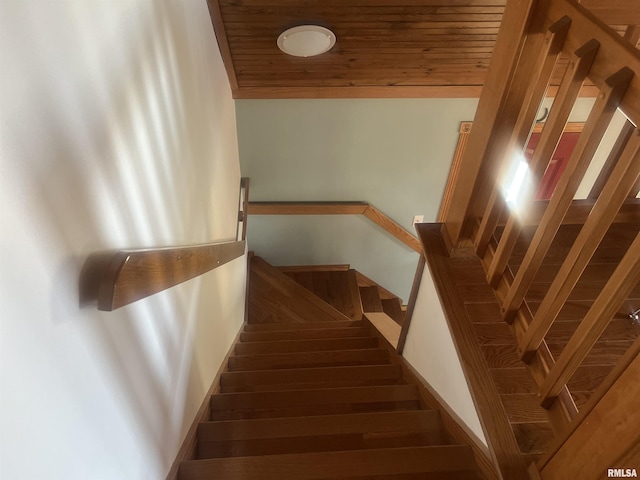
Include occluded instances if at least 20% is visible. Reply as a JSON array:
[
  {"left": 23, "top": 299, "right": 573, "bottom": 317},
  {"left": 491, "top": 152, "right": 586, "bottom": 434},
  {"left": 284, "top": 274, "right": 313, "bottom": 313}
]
[
  {"left": 220, "top": 365, "right": 403, "bottom": 388},
  {"left": 227, "top": 349, "right": 390, "bottom": 371},
  {"left": 199, "top": 411, "right": 441, "bottom": 442},
  {"left": 179, "top": 445, "right": 477, "bottom": 480},
  {"left": 197, "top": 431, "right": 447, "bottom": 459},
  {"left": 239, "top": 327, "right": 371, "bottom": 342},
  {"left": 197, "top": 411, "right": 445, "bottom": 458},
  {"left": 235, "top": 337, "right": 379, "bottom": 355},
  {"left": 210, "top": 385, "right": 420, "bottom": 421},
  {"left": 381, "top": 297, "right": 405, "bottom": 326},
  {"left": 210, "top": 400, "right": 423, "bottom": 421},
  {"left": 360, "top": 285, "right": 384, "bottom": 312}
]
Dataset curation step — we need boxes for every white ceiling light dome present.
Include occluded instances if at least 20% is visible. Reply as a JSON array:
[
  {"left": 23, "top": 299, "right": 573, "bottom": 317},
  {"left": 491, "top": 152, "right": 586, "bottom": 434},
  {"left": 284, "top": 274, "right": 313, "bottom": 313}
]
[{"left": 277, "top": 25, "right": 336, "bottom": 57}]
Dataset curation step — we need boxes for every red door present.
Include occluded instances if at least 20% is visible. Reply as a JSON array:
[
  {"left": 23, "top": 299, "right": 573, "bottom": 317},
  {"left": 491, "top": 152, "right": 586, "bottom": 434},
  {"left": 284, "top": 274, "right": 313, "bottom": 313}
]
[{"left": 525, "top": 131, "right": 580, "bottom": 200}]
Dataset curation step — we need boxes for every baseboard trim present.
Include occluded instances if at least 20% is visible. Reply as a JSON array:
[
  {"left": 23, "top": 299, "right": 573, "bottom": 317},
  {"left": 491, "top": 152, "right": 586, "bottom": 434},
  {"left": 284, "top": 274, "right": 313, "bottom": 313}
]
[
  {"left": 366, "top": 317, "right": 499, "bottom": 480},
  {"left": 400, "top": 356, "right": 499, "bottom": 480},
  {"left": 415, "top": 223, "right": 530, "bottom": 479}
]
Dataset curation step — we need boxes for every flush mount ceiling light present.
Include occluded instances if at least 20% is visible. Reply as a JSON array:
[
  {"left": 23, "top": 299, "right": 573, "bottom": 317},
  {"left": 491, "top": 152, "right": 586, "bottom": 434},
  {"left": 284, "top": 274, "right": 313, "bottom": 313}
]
[{"left": 277, "top": 25, "right": 336, "bottom": 57}]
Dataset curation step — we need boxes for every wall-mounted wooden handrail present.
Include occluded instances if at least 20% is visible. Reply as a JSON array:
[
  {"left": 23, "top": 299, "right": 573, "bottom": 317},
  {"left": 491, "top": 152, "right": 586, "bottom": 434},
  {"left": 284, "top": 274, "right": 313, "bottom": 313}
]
[
  {"left": 247, "top": 201, "right": 369, "bottom": 215},
  {"left": 247, "top": 201, "right": 422, "bottom": 253},
  {"left": 87, "top": 240, "right": 246, "bottom": 311}
]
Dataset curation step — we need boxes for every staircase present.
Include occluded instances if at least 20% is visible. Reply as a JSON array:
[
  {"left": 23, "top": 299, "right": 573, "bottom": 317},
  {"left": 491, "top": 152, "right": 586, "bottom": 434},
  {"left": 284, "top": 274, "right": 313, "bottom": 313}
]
[
  {"left": 281, "top": 264, "right": 407, "bottom": 326},
  {"left": 177, "top": 256, "right": 483, "bottom": 480}
]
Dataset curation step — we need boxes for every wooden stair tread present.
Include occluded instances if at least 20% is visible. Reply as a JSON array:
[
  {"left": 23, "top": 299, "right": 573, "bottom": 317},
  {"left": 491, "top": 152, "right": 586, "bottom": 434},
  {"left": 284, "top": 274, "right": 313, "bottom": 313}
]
[
  {"left": 473, "top": 319, "right": 637, "bottom": 347},
  {"left": 278, "top": 265, "right": 351, "bottom": 273},
  {"left": 365, "top": 312, "right": 402, "bottom": 349},
  {"left": 179, "top": 445, "right": 477, "bottom": 480},
  {"left": 511, "top": 423, "right": 555, "bottom": 455},
  {"left": 198, "top": 410, "right": 442, "bottom": 442},
  {"left": 210, "top": 400, "right": 422, "bottom": 421},
  {"left": 240, "top": 326, "right": 371, "bottom": 342},
  {"left": 547, "top": 340, "right": 633, "bottom": 366},
  {"left": 235, "top": 337, "right": 379, "bottom": 355},
  {"left": 227, "top": 348, "right": 390, "bottom": 371},
  {"left": 220, "top": 365, "right": 403, "bottom": 388},
  {"left": 490, "top": 364, "right": 616, "bottom": 395},
  {"left": 499, "top": 394, "right": 549, "bottom": 424}
]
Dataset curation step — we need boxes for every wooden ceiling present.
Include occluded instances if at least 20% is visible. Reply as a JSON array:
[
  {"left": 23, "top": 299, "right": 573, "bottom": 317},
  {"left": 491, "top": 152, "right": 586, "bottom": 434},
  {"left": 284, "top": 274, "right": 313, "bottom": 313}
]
[{"left": 206, "top": 0, "right": 640, "bottom": 99}]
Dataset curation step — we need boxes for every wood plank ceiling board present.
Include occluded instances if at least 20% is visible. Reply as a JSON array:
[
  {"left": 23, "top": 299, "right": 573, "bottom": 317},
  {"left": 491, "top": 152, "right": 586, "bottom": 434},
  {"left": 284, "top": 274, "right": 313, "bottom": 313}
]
[
  {"left": 208, "top": 0, "right": 507, "bottom": 98},
  {"left": 207, "top": 0, "right": 639, "bottom": 98}
]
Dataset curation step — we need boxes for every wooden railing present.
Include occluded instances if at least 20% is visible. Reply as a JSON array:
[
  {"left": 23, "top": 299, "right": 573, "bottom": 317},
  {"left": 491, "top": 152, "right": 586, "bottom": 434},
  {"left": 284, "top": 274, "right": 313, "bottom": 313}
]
[
  {"left": 441, "top": 0, "right": 640, "bottom": 477},
  {"left": 97, "top": 241, "right": 246, "bottom": 311},
  {"left": 247, "top": 201, "right": 422, "bottom": 253},
  {"left": 82, "top": 179, "right": 249, "bottom": 311}
]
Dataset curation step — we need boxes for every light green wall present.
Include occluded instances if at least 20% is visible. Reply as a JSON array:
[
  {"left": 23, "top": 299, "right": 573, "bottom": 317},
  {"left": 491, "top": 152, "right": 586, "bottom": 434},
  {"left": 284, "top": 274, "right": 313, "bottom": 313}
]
[{"left": 236, "top": 98, "right": 479, "bottom": 299}]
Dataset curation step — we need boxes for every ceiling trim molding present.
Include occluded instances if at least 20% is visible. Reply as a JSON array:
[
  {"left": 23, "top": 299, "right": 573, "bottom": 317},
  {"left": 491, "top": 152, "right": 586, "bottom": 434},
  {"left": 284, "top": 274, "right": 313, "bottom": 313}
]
[
  {"left": 233, "top": 85, "right": 484, "bottom": 99},
  {"left": 206, "top": 0, "right": 239, "bottom": 92}
]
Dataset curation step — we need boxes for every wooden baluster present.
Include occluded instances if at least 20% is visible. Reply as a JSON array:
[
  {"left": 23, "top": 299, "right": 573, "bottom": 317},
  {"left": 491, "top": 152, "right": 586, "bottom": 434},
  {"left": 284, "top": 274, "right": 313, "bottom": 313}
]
[
  {"left": 487, "top": 40, "right": 599, "bottom": 289},
  {"left": 623, "top": 25, "right": 640, "bottom": 47},
  {"left": 441, "top": 0, "right": 539, "bottom": 246},
  {"left": 631, "top": 178, "right": 640, "bottom": 198},
  {"left": 501, "top": 67, "right": 634, "bottom": 323},
  {"left": 474, "top": 17, "right": 571, "bottom": 257},
  {"left": 519, "top": 128, "right": 640, "bottom": 361},
  {"left": 538, "top": 230, "right": 640, "bottom": 408}
]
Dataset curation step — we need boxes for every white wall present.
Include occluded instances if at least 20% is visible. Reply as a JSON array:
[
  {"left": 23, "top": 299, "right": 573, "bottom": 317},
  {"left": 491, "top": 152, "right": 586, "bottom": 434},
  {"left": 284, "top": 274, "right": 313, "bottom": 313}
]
[
  {"left": 402, "top": 265, "right": 487, "bottom": 446},
  {"left": 0, "top": 2, "right": 245, "bottom": 479}
]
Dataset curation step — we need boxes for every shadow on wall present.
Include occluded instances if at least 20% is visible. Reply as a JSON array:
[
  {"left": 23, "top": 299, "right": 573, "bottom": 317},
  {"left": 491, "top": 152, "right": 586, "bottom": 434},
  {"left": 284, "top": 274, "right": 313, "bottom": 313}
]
[{"left": 1, "top": 1, "right": 243, "bottom": 479}]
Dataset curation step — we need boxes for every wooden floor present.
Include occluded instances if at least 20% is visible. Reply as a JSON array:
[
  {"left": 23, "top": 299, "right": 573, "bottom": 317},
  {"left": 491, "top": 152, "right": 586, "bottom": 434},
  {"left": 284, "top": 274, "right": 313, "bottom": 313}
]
[
  {"left": 178, "top": 256, "right": 483, "bottom": 479},
  {"left": 448, "top": 223, "right": 640, "bottom": 461}
]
